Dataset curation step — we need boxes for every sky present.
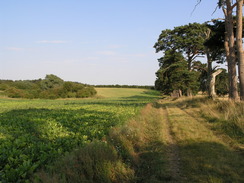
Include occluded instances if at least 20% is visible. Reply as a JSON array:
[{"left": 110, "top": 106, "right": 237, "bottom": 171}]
[{"left": 0, "top": 0, "right": 224, "bottom": 85}]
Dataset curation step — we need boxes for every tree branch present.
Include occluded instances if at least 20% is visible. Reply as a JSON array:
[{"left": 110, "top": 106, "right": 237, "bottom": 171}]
[
  {"left": 191, "top": 0, "right": 202, "bottom": 16},
  {"left": 212, "top": 4, "right": 220, "bottom": 15},
  {"left": 213, "top": 65, "right": 220, "bottom": 71},
  {"left": 231, "top": 2, "right": 238, "bottom": 11},
  {"left": 222, "top": 6, "right": 227, "bottom": 17},
  {"left": 212, "top": 69, "right": 223, "bottom": 77},
  {"left": 192, "top": 64, "right": 208, "bottom": 72}
]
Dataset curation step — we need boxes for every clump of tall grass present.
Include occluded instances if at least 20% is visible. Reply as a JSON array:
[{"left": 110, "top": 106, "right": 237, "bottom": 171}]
[
  {"left": 203, "top": 100, "right": 244, "bottom": 144},
  {"left": 33, "top": 141, "right": 135, "bottom": 183},
  {"left": 178, "top": 97, "right": 244, "bottom": 145},
  {"left": 107, "top": 105, "right": 153, "bottom": 159},
  {"left": 215, "top": 100, "right": 244, "bottom": 124}
]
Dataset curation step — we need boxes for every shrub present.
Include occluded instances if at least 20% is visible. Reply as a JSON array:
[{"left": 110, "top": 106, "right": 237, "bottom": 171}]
[{"left": 5, "top": 87, "right": 26, "bottom": 98}]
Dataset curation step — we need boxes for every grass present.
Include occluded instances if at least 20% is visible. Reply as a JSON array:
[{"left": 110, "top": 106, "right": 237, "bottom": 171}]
[
  {"left": 0, "top": 88, "right": 160, "bottom": 182},
  {"left": 37, "top": 96, "right": 244, "bottom": 182},
  {"left": 108, "top": 104, "right": 169, "bottom": 181},
  {"left": 34, "top": 104, "right": 170, "bottom": 183},
  {"left": 2, "top": 89, "right": 243, "bottom": 182},
  {"left": 33, "top": 141, "right": 135, "bottom": 183},
  {"left": 95, "top": 88, "right": 158, "bottom": 98},
  {"left": 162, "top": 97, "right": 244, "bottom": 182},
  {"left": 177, "top": 97, "right": 244, "bottom": 147}
]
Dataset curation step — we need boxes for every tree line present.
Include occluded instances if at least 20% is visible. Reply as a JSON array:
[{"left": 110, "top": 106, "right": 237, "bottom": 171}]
[
  {"left": 0, "top": 74, "right": 97, "bottom": 99},
  {"left": 94, "top": 85, "right": 154, "bottom": 89},
  {"left": 154, "top": 0, "right": 244, "bottom": 101}
]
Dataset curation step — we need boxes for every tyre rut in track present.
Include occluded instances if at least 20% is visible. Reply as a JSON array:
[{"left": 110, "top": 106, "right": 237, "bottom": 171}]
[{"left": 160, "top": 107, "right": 181, "bottom": 182}]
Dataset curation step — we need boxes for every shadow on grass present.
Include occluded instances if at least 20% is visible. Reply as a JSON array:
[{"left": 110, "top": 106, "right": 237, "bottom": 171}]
[
  {"left": 33, "top": 141, "right": 135, "bottom": 183},
  {"left": 153, "top": 96, "right": 211, "bottom": 109},
  {"left": 154, "top": 98, "right": 244, "bottom": 145},
  {"left": 64, "top": 96, "right": 158, "bottom": 107},
  {"left": 2, "top": 104, "right": 243, "bottom": 182},
  {"left": 112, "top": 139, "right": 244, "bottom": 183},
  {"left": 178, "top": 141, "right": 244, "bottom": 183},
  {"left": 134, "top": 140, "right": 173, "bottom": 183},
  {"left": 0, "top": 107, "right": 116, "bottom": 139},
  {"left": 0, "top": 107, "right": 123, "bottom": 182}
]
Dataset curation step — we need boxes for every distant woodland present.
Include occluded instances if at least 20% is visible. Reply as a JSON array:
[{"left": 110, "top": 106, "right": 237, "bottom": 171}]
[{"left": 0, "top": 74, "right": 97, "bottom": 99}]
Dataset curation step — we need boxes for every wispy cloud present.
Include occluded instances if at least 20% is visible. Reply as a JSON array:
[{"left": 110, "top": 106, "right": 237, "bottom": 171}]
[
  {"left": 37, "top": 40, "right": 66, "bottom": 44},
  {"left": 108, "top": 44, "right": 124, "bottom": 49},
  {"left": 85, "top": 57, "right": 99, "bottom": 61},
  {"left": 133, "top": 53, "right": 147, "bottom": 57},
  {"left": 6, "top": 47, "right": 24, "bottom": 51},
  {"left": 97, "top": 50, "right": 117, "bottom": 56}
]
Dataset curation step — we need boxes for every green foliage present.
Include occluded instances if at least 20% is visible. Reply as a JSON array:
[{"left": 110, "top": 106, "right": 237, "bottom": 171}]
[
  {"left": 216, "top": 69, "right": 229, "bottom": 96},
  {"left": 155, "top": 50, "right": 200, "bottom": 95},
  {"left": 205, "top": 20, "right": 226, "bottom": 64},
  {"left": 154, "top": 23, "right": 210, "bottom": 95},
  {"left": 0, "top": 75, "right": 96, "bottom": 99},
  {"left": 0, "top": 80, "right": 13, "bottom": 91},
  {"left": 0, "top": 89, "right": 159, "bottom": 182},
  {"left": 154, "top": 23, "right": 208, "bottom": 69},
  {"left": 192, "top": 61, "right": 208, "bottom": 93},
  {"left": 205, "top": 18, "right": 244, "bottom": 64},
  {"left": 5, "top": 87, "right": 26, "bottom": 98},
  {"left": 40, "top": 74, "right": 64, "bottom": 90}
]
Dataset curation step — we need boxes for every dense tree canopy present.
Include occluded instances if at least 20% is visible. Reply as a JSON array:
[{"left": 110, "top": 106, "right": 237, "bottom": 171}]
[
  {"left": 154, "top": 21, "right": 229, "bottom": 97},
  {"left": 40, "top": 74, "right": 64, "bottom": 90},
  {"left": 154, "top": 23, "right": 208, "bottom": 70},
  {"left": 155, "top": 50, "right": 200, "bottom": 96}
]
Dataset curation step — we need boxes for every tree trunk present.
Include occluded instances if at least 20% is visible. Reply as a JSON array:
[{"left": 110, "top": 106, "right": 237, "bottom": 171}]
[
  {"left": 187, "top": 89, "right": 192, "bottom": 97},
  {"left": 171, "top": 90, "right": 182, "bottom": 98},
  {"left": 209, "top": 69, "right": 223, "bottom": 98},
  {"left": 206, "top": 51, "right": 213, "bottom": 97},
  {"left": 179, "top": 89, "right": 182, "bottom": 97},
  {"left": 187, "top": 53, "right": 192, "bottom": 71},
  {"left": 224, "top": 24, "right": 231, "bottom": 96},
  {"left": 223, "top": 0, "right": 239, "bottom": 101},
  {"left": 236, "top": 0, "right": 244, "bottom": 100}
]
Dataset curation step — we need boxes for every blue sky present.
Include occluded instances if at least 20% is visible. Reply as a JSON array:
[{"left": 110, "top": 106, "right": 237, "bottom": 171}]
[{"left": 0, "top": 0, "right": 223, "bottom": 85}]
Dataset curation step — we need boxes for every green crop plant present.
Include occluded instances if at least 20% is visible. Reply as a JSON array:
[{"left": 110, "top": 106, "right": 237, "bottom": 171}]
[{"left": 0, "top": 88, "right": 160, "bottom": 182}]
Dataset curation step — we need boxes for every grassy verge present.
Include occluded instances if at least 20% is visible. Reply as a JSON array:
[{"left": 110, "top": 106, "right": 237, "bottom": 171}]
[
  {"left": 177, "top": 97, "right": 244, "bottom": 148},
  {"left": 108, "top": 104, "right": 170, "bottom": 182},
  {"left": 158, "top": 96, "right": 244, "bottom": 182},
  {"left": 166, "top": 105, "right": 244, "bottom": 182}
]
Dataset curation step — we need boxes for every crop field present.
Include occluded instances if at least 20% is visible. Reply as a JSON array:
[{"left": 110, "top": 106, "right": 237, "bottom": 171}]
[{"left": 0, "top": 88, "right": 160, "bottom": 182}]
